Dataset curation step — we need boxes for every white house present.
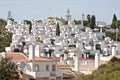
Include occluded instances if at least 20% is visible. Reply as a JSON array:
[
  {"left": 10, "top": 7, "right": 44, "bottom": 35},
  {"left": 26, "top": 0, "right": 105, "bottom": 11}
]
[{"left": 2, "top": 44, "right": 63, "bottom": 80}]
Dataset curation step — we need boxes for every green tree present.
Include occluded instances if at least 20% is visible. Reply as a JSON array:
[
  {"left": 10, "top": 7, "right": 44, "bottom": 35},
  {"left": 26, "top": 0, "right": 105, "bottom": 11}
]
[
  {"left": 83, "top": 20, "right": 88, "bottom": 26},
  {"left": 0, "top": 57, "right": 19, "bottom": 80},
  {"left": 76, "top": 74, "right": 93, "bottom": 80},
  {"left": 74, "top": 19, "right": 81, "bottom": 25},
  {"left": 86, "top": 14, "right": 91, "bottom": 27},
  {"left": 109, "top": 56, "right": 120, "bottom": 63},
  {"left": 90, "top": 15, "right": 96, "bottom": 29},
  {"left": 112, "top": 14, "right": 117, "bottom": 22},
  {"left": 115, "top": 20, "right": 120, "bottom": 30},
  {"left": 111, "top": 14, "right": 117, "bottom": 29},
  {"left": 111, "top": 21, "right": 117, "bottom": 29},
  {"left": 87, "top": 14, "right": 91, "bottom": 23},
  {"left": 0, "top": 19, "right": 7, "bottom": 35},
  {"left": 86, "top": 14, "right": 96, "bottom": 29},
  {"left": 0, "top": 19, "right": 12, "bottom": 52},
  {"left": 56, "top": 22, "right": 60, "bottom": 36}
]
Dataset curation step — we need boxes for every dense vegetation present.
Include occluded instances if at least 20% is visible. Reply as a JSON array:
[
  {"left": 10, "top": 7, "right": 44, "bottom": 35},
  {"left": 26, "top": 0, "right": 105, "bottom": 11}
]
[
  {"left": 106, "top": 31, "right": 120, "bottom": 41},
  {"left": 76, "top": 56, "right": 120, "bottom": 80},
  {"left": 105, "top": 14, "right": 120, "bottom": 41},
  {"left": 0, "top": 57, "right": 19, "bottom": 80},
  {"left": 74, "top": 14, "right": 96, "bottom": 29},
  {"left": 0, "top": 19, "right": 12, "bottom": 52}
]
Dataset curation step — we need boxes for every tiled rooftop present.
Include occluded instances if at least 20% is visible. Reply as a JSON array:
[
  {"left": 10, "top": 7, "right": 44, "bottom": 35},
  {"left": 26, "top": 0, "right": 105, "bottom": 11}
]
[
  {"left": 6, "top": 52, "right": 57, "bottom": 62},
  {"left": 6, "top": 52, "right": 28, "bottom": 61}
]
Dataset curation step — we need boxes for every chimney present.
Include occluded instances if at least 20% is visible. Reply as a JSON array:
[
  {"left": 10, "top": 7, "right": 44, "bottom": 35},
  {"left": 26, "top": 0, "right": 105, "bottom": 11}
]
[
  {"left": 28, "top": 45, "right": 35, "bottom": 71},
  {"left": 112, "top": 46, "right": 116, "bottom": 56},
  {"left": 95, "top": 53, "right": 99, "bottom": 68},
  {"left": 35, "top": 45, "right": 40, "bottom": 57},
  {"left": 76, "top": 43, "right": 81, "bottom": 50},
  {"left": 29, "top": 45, "right": 35, "bottom": 60},
  {"left": 73, "top": 54, "right": 79, "bottom": 72}
]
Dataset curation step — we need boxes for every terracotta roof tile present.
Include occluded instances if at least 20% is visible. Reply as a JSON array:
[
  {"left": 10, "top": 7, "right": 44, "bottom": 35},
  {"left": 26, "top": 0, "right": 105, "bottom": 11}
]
[{"left": 6, "top": 52, "right": 28, "bottom": 61}]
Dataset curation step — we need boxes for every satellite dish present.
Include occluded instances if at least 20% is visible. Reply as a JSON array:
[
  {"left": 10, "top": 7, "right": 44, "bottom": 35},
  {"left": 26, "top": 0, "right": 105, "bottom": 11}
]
[{"left": 20, "top": 62, "right": 26, "bottom": 69}]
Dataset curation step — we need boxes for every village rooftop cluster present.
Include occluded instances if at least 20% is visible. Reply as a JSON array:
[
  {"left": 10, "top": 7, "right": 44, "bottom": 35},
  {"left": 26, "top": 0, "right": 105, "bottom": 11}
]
[{"left": 0, "top": 9, "right": 120, "bottom": 80}]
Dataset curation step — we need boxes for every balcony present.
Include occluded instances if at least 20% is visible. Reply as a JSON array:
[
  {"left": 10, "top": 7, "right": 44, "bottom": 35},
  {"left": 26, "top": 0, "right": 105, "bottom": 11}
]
[{"left": 25, "top": 70, "right": 62, "bottom": 78}]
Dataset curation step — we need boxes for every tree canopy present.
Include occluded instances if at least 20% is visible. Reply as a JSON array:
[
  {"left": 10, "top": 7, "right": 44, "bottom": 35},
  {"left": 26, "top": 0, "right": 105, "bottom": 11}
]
[
  {"left": 87, "top": 14, "right": 91, "bottom": 23},
  {"left": 0, "top": 19, "right": 7, "bottom": 35},
  {"left": 85, "top": 14, "right": 96, "bottom": 29},
  {"left": 86, "top": 14, "right": 91, "bottom": 27},
  {"left": 0, "top": 57, "right": 19, "bottom": 80},
  {"left": 56, "top": 22, "right": 60, "bottom": 36},
  {"left": 111, "top": 14, "right": 117, "bottom": 29},
  {"left": 90, "top": 15, "right": 96, "bottom": 29},
  {"left": 112, "top": 14, "right": 117, "bottom": 22},
  {"left": 0, "top": 19, "right": 12, "bottom": 52}
]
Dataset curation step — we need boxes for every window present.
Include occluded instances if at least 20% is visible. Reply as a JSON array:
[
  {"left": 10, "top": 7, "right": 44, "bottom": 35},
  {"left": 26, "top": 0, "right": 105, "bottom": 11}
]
[
  {"left": 52, "top": 65, "right": 56, "bottom": 71},
  {"left": 96, "top": 44, "right": 101, "bottom": 50},
  {"left": 46, "top": 65, "right": 49, "bottom": 71},
  {"left": 35, "top": 64, "right": 39, "bottom": 72}
]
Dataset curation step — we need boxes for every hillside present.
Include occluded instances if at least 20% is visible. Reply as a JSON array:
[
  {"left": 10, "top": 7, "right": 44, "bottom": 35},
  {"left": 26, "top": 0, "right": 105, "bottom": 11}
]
[{"left": 76, "top": 56, "right": 120, "bottom": 80}]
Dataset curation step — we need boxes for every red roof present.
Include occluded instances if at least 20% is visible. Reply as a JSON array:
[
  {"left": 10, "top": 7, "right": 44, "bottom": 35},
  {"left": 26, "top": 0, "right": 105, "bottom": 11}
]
[
  {"left": 6, "top": 52, "right": 28, "bottom": 61},
  {"left": 6, "top": 52, "right": 57, "bottom": 62}
]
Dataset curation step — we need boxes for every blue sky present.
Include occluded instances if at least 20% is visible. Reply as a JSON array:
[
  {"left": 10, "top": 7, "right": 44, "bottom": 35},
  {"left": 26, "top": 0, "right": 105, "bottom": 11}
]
[{"left": 0, "top": 0, "right": 120, "bottom": 24}]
